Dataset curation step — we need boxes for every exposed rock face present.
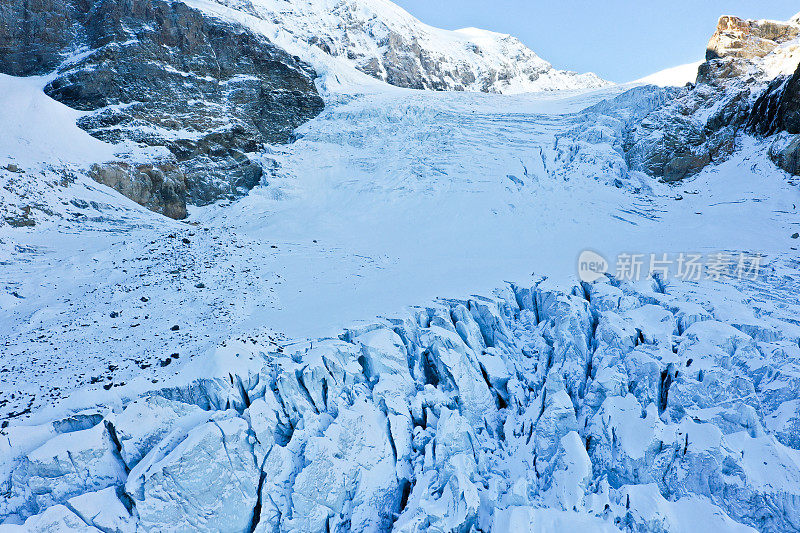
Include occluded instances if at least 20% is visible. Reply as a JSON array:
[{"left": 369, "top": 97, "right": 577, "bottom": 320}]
[
  {"left": 707, "top": 15, "right": 800, "bottom": 61},
  {"left": 205, "top": 0, "right": 610, "bottom": 94},
  {"left": 620, "top": 34, "right": 780, "bottom": 183},
  {"left": 0, "top": 0, "right": 324, "bottom": 217},
  {"left": 748, "top": 63, "right": 800, "bottom": 136},
  {"left": 565, "top": 13, "right": 800, "bottom": 184},
  {"left": 0, "top": 0, "right": 81, "bottom": 78},
  {"left": 558, "top": 79, "right": 745, "bottom": 185},
  {"left": 88, "top": 161, "right": 188, "bottom": 220},
  {"left": 768, "top": 133, "right": 800, "bottom": 175},
  {"left": 623, "top": 79, "right": 746, "bottom": 182},
  {"left": 745, "top": 63, "right": 800, "bottom": 175},
  {"left": 334, "top": 25, "right": 608, "bottom": 94}
]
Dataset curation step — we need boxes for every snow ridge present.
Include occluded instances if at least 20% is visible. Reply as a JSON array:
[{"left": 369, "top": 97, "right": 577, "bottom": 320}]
[{"left": 185, "top": 0, "right": 611, "bottom": 94}]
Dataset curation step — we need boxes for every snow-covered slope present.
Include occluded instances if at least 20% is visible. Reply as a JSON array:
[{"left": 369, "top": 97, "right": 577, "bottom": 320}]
[
  {"left": 0, "top": 75, "right": 115, "bottom": 170},
  {"left": 185, "top": 0, "right": 610, "bottom": 93},
  {"left": 3, "top": 75, "right": 800, "bottom": 531},
  {"left": 0, "top": 73, "right": 170, "bottom": 228},
  {"left": 3, "top": 5, "right": 800, "bottom": 533},
  {"left": 633, "top": 61, "right": 703, "bottom": 87}
]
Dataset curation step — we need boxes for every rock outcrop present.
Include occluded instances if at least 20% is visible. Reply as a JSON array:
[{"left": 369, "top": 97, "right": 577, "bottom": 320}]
[
  {"left": 88, "top": 161, "right": 188, "bottom": 220},
  {"left": 740, "top": 62, "right": 800, "bottom": 175},
  {"left": 623, "top": 79, "right": 745, "bottom": 182},
  {"left": 0, "top": 0, "right": 324, "bottom": 218},
  {"left": 707, "top": 15, "right": 800, "bottom": 61},
  {"left": 562, "top": 13, "right": 800, "bottom": 184},
  {"left": 643, "top": 13, "right": 800, "bottom": 182},
  {"left": 748, "top": 64, "right": 800, "bottom": 136},
  {"left": 619, "top": 54, "right": 770, "bottom": 183}
]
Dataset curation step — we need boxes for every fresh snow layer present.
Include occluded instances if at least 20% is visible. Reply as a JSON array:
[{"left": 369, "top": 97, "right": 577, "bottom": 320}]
[{"left": 633, "top": 61, "right": 703, "bottom": 87}]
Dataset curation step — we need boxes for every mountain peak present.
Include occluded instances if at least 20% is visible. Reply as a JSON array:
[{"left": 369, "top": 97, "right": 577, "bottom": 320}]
[{"left": 197, "top": 0, "right": 612, "bottom": 93}]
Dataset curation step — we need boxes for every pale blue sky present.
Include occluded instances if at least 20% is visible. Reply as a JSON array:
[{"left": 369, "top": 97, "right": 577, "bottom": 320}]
[{"left": 392, "top": 1, "right": 800, "bottom": 82}]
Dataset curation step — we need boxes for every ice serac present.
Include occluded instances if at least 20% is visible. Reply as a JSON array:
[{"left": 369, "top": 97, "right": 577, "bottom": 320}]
[
  {"left": 125, "top": 413, "right": 259, "bottom": 532},
  {"left": 0, "top": 0, "right": 324, "bottom": 218},
  {"left": 3, "top": 274, "right": 799, "bottom": 531},
  {"left": 5, "top": 422, "right": 127, "bottom": 520}
]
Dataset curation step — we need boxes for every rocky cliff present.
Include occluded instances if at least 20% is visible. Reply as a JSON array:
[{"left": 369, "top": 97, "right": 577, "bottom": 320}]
[
  {"left": 631, "top": 12, "right": 800, "bottom": 182},
  {"left": 707, "top": 15, "right": 800, "bottom": 61},
  {"left": 744, "top": 62, "right": 800, "bottom": 175},
  {"left": 559, "top": 13, "right": 800, "bottom": 185},
  {"left": 0, "top": 0, "right": 325, "bottom": 218}
]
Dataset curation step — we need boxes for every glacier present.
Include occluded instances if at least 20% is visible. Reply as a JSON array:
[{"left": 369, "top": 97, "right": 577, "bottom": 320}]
[
  {"left": 3, "top": 274, "right": 800, "bottom": 531},
  {"left": 2, "top": 2, "right": 800, "bottom": 532}
]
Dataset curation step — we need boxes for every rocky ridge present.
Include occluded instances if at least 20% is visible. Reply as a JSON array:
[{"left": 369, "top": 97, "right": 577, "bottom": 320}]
[
  {"left": 706, "top": 15, "right": 800, "bottom": 62},
  {"left": 193, "top": 0, "right": 611, "bottom": 94},
  {"left": 0, "top": 0, "right": 325, "bottom": 219},
  {"left": 557, "top": 13, "right": 800, "bottom": 185}
]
